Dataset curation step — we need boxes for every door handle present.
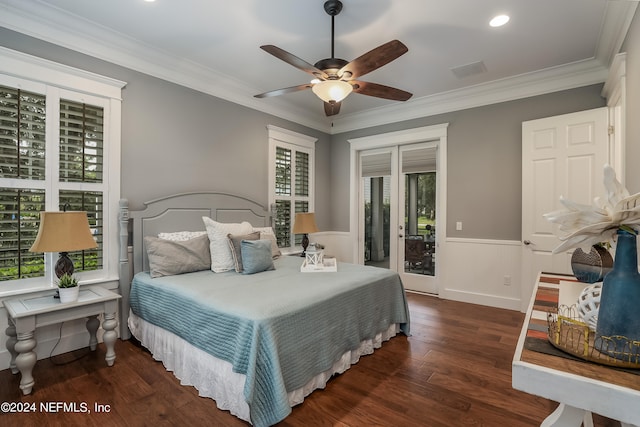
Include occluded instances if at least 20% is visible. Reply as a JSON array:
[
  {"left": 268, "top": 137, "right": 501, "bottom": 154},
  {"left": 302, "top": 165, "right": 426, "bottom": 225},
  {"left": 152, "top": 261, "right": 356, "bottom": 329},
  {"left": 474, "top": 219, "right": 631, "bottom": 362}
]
[
  {"left": 399, "top": 234, "right": 403, "bottom": 238},
  {"left": 523, "top": 240, "right": 532, "bottom": 245}
]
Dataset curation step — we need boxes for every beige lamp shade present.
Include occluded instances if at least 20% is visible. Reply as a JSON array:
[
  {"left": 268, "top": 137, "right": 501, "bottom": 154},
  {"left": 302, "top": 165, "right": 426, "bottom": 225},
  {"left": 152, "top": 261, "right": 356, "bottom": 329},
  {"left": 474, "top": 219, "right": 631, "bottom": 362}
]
[
  {"left": 293, "top": 212, "right": 319, "bottom": 234},
  {"left": 29, "top": 211, "right": 98, "bottom": 253}
]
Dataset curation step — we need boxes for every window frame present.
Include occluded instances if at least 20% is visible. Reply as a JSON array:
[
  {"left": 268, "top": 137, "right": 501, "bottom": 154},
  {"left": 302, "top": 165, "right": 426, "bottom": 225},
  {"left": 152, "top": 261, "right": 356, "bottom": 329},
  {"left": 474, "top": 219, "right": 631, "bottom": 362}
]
[
  {"left": 0, "top": 47, "right": 125, "bottom": 297},
  {"left": 267, "top": 125, "right": 317, "bottom": 253}
]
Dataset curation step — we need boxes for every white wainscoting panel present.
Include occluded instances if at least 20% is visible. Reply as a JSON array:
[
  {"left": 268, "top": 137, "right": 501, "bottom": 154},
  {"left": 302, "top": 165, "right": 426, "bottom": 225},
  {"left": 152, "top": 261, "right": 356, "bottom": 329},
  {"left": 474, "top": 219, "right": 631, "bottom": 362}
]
[
  {"left": 310, "top": 231, "right": 354, "bottom": 263},
  {"left": 438, "top": 238, "right": 523, "bottom": 311}
]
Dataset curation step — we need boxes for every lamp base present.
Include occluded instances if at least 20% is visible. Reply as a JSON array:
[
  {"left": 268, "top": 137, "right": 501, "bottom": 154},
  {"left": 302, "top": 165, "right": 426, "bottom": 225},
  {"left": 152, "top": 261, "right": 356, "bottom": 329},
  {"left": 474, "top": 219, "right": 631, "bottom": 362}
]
[
  {"left": 301, "top": 234, "right": 309, "bottom": 257},
  {"left": 55, "top": 252, "right": 74, "bottom": 278}
]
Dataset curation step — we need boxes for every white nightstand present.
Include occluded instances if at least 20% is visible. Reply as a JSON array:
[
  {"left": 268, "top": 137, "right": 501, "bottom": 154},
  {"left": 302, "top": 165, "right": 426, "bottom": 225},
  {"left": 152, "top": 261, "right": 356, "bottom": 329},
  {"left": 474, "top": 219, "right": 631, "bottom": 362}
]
[{"left": 3, "top": 286, "right": 121, "bottom": 395}]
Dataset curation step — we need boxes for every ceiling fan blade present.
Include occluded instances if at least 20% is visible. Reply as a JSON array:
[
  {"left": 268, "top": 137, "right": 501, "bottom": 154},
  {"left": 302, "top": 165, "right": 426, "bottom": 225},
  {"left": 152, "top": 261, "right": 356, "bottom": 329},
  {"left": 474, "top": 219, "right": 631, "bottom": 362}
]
[
  {"left": 351, "top": 81, "right": 412, "bottom": 101},
  {"left": 260, "top": 45, "right": 328, "bottom": 79},
  {"left": 254, "top": 84, "right": 312, "bottom": 98},
  {"left": 324, "top": 101, "right": 341, "bottom": 116},
  {"left": 339, "top": 40, "right": 408, "bottom": 80}
]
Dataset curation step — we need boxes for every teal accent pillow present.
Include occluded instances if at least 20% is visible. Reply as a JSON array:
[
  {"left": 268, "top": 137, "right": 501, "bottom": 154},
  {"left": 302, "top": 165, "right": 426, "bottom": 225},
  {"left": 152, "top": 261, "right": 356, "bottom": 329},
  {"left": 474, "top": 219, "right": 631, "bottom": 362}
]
[{"left": 241, "top": 239, "right": 275, "bottom": 274}]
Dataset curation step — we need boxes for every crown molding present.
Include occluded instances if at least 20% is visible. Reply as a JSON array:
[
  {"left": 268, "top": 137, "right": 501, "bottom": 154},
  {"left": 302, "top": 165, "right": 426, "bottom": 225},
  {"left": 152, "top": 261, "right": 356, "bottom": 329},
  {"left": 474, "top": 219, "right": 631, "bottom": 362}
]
[
  {"left": 1, "top": 0, "right": 633, "bottom": 135},
  {"left": 0, "top": 1, "right": 333, "bottom": 132},
  {"left": 330, "top": 58, "right": 608, "bottom": 134},
  {"left": 595, "top": 0, "right": 638, "bottom": 67}
]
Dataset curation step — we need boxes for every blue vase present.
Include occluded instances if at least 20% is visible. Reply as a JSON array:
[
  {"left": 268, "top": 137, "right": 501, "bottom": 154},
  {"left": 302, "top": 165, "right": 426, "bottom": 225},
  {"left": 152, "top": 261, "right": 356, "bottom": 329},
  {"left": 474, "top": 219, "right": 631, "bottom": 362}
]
[{"left": 595, "top": 229, "right": 640, "bottom": 359}]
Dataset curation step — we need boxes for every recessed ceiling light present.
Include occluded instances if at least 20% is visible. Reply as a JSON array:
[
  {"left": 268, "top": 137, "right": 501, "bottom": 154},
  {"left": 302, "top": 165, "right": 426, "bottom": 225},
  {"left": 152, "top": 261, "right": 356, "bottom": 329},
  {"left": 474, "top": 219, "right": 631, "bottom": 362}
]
[
  {"left": 144, "top": 0, "right": 156, "bottom": 3},
  {"left": 490, "top": 15, "right": 510, "bottom": 27}
]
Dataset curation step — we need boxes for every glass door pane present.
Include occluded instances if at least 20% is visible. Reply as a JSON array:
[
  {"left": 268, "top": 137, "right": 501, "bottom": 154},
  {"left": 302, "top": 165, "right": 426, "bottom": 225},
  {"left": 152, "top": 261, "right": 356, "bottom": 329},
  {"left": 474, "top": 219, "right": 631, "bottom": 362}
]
[
  {"left": 364, "top": 176, "right": 391, "bottom": 269},
  {"left": 403, "top": 172, "right": 436, "bottom": 276},
  {"left": 360, "top": 149, "right": 393, "bottom": 269}
]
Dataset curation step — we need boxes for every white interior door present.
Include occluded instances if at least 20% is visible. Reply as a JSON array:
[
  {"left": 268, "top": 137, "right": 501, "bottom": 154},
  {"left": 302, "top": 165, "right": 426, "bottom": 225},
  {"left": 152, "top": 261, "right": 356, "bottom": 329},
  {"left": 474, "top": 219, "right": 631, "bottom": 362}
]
[{"left": 521, "top": 107, "right": 609, "bottom": 310}]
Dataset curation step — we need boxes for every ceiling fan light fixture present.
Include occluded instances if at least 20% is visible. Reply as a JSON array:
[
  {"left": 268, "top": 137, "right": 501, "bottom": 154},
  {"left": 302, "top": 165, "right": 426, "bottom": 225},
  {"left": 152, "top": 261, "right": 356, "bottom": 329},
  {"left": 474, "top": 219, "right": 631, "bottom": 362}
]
[{"left": 312, "top": 80, "right": 353, "bottom": 103}]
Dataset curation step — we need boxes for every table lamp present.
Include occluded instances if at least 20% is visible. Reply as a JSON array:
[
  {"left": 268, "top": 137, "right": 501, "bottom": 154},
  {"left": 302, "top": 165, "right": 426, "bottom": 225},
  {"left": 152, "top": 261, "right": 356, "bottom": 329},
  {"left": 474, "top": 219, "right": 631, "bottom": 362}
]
[
  {"left": 29, "top": 211, "right": 98, "bottom": 283},
  {"left": 293, "top": 212, "right": 319, "bottom": 257}
]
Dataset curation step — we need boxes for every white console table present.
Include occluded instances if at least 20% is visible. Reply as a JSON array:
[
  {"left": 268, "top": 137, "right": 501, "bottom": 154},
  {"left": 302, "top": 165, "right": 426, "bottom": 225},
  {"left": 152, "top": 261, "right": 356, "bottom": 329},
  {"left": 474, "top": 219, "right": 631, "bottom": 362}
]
[
  {"left": 512, "top": 272, "right": 640, "bottom": 427},
  {"left": 3, "top": 286, "right": 121, "bottom": 395}
]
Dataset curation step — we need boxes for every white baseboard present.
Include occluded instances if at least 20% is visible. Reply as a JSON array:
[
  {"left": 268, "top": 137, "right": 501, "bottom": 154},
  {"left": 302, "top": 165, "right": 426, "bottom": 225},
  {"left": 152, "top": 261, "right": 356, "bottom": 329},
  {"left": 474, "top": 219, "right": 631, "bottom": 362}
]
[{"left": 439, "top": 288, "right": 522, "bottom": 311}]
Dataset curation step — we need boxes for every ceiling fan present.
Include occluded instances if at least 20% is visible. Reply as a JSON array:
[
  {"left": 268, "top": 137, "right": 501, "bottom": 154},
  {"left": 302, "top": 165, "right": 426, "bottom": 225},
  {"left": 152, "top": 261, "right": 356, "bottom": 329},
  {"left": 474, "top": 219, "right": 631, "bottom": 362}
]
[{"left": 254, "top": 0, "right": 412, "bottom": 116}]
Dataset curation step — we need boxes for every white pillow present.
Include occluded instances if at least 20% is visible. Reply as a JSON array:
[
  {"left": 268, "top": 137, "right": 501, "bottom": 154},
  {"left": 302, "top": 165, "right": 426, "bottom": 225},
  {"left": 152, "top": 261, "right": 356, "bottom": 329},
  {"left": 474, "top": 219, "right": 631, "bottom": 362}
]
[
  {"left": 203, "top": 217, "right": 253, "bottom": 272},
  {"left": 158, "top": 231, "right": 207, "bottom": 241}
]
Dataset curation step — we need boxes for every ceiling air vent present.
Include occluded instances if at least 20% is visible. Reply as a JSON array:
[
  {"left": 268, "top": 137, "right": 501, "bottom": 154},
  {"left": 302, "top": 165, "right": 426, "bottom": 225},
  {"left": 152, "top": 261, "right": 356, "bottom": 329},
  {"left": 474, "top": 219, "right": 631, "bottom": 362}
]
[{"left": 451, "top": 61, "right": 487, "bottom": 79}]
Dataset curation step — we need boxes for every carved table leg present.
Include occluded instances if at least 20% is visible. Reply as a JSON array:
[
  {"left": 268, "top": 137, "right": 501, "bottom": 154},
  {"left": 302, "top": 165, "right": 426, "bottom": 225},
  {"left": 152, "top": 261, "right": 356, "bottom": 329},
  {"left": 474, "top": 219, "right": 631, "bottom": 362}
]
[
  {"left": 15, "top": 330, "right": 37, "bottom": 395},
  {"left": 86, "top": 315, "right": 100, "bottom": 351},
  {"left": 541, "top": 403, "right": 592, "bottom": 427},
  {"left": 102, "top": 312, "right": 118, "bottom": 366},
  {"left": 5, "top": 317, "right": 18, "bottom": 374}
]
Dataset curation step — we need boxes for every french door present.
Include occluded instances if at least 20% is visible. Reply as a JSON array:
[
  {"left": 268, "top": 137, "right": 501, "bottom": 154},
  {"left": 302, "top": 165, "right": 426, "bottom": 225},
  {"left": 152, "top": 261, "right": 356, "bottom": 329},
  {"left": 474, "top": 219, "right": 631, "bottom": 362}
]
[{"left": 358, "top": 142, "right": 440, "bottom": 294}]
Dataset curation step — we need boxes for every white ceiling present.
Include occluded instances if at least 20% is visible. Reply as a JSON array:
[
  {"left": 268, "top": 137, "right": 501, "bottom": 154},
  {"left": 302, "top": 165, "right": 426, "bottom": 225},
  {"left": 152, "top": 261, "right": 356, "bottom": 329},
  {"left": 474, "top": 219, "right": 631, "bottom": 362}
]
[{"left": 0, "top": 0, "right": 637, "bottom": 133}]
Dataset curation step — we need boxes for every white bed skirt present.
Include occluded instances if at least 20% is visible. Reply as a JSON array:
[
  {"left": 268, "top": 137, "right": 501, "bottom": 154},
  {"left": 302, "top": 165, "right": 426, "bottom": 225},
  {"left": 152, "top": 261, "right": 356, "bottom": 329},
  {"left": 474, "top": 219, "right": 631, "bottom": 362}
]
[{"left": 128, "top": 311, "right": 399, "bottom": 424}]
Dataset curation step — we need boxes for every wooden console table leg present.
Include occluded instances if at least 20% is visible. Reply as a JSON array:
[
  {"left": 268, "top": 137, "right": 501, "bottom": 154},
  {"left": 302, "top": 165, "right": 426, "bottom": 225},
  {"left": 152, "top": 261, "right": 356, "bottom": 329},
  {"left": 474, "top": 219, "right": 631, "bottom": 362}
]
[
  {"left": 102, "top": 312, "right": 117, "bottom": 366},
  {"left": 86, "top": 315, "right": 100, "bottom": 351},
  {"left": 5, "top": 317, "right": 18, "bottom": 374},
  {"left": 14, "top": 330, "right": 37, "bottom": 395}
]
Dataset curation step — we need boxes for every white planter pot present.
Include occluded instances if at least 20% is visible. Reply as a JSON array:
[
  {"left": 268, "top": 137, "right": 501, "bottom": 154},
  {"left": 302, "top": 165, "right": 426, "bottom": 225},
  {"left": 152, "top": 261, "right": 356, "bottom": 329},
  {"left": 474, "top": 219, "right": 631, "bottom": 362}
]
[{"left": 58, "top": 286, "right": 79, "bottom": 303}]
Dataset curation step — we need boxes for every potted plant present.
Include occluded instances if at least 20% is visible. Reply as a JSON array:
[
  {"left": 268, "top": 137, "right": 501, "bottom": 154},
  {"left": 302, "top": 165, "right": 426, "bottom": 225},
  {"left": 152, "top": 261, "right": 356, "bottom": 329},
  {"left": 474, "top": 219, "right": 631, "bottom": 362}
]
[{"left": 57, "top": 273, "right": 79, "bottom": 303}]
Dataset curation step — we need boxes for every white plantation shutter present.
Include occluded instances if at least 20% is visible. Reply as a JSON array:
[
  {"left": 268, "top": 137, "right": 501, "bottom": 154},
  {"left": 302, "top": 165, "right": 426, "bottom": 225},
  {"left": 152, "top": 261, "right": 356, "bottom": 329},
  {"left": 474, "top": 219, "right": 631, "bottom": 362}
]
[
  {"left": 59, "top": 100, "right": 104, "bottom": 183},
  {"left": 0, "top": 87, "right": 46, "bottom": 180},
  {"left": 0, "top": 188, "right": 46, "bottom": 280}
]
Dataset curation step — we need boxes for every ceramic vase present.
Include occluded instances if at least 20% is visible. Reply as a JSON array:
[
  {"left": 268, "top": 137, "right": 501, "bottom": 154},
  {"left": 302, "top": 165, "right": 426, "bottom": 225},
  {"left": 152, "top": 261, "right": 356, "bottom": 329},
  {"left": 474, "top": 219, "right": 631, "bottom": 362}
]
[
  {"left": 570, "top": 245, "right": 613, "bottom": 283},
  {"left": 595, "top": 229, "right": 640, "bottom": 359},
  {"left": 58, "top": 286, "right": 79, "bottom": 303}
]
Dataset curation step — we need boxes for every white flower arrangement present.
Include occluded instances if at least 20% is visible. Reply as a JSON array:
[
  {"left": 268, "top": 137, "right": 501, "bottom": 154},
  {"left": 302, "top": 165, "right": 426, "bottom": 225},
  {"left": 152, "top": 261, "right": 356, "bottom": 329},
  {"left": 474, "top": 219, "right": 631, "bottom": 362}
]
[{"left": 543, "top": 165, "right": 640, "bottom": 254}]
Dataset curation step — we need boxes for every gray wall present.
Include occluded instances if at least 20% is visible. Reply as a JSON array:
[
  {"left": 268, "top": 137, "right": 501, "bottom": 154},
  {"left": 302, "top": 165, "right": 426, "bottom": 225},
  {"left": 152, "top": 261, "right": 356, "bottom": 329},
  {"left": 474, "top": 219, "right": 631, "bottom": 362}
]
[
  {"left": 330, "top": 85, "right": 607, "bottom": 240},
  {"left": 623, "top": 8, "right": 640, "bottom": 194},
  {"left": 5, "top": 19, "right": 637, "bottom": 241},
  {"left": 0, "top": 28, "right": 333, "bottom": 230}
]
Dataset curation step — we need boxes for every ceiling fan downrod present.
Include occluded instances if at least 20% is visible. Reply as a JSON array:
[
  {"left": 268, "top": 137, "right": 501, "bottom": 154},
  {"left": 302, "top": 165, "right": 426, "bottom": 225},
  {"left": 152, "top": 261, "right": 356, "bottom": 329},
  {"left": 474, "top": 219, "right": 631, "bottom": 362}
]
[{"left": 324, "top": 0, "right": 342, "bottom": 59}]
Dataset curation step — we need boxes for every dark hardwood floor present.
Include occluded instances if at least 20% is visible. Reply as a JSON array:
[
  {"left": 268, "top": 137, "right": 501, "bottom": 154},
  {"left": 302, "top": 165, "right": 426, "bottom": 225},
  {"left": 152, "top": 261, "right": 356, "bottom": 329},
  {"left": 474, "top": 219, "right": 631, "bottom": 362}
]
[{"left": 0, "top": 293, "right": 618, "bottom": 427}]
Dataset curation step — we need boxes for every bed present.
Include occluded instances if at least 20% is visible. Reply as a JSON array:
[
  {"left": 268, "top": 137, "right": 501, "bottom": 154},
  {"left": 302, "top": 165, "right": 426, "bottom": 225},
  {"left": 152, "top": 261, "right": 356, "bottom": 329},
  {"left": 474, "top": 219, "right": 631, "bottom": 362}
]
[{"left": 117, "top": 192, "right": 410, "bottom": 427}]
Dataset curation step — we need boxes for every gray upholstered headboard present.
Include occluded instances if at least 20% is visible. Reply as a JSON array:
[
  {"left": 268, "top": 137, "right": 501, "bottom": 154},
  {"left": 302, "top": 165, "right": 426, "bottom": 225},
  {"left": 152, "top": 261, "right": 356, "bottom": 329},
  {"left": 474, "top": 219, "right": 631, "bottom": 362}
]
[{"left": 117, "top": 192, "right": 271, "bottom": 339}]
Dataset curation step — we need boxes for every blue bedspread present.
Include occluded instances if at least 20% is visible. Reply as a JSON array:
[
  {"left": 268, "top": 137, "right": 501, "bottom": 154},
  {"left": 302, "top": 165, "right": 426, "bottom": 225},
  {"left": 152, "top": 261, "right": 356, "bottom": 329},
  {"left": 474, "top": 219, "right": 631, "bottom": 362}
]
[{"left": 129, "top": 256, "right": 410, "bottom": 427}]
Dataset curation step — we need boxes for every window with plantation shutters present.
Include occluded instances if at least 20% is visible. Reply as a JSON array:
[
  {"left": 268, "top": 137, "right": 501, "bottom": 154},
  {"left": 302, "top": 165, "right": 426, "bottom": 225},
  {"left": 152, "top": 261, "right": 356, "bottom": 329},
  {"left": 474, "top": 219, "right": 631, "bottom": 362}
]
[
  {"left": 268, "top": 126, "right": 316, "bottom": 250},
  {"left": 0, "top": 50, "right": 123, "bottom": 291},
  {"left": 0, "top": 88, "right": 107, "bottom": 281}
]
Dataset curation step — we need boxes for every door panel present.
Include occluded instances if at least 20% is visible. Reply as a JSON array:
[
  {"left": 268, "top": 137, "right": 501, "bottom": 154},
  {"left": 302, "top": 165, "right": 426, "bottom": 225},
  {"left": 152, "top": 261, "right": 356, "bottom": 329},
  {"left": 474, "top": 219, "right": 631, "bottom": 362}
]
[
  {"left": 360, "top": 148, "right": 396, "bottom": 269},
  {"left": 521, "top": 107, "right": 609, "bottom": 310},
  {"left": 398, "top": 143, "right": 438, "bottom": 294}
]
